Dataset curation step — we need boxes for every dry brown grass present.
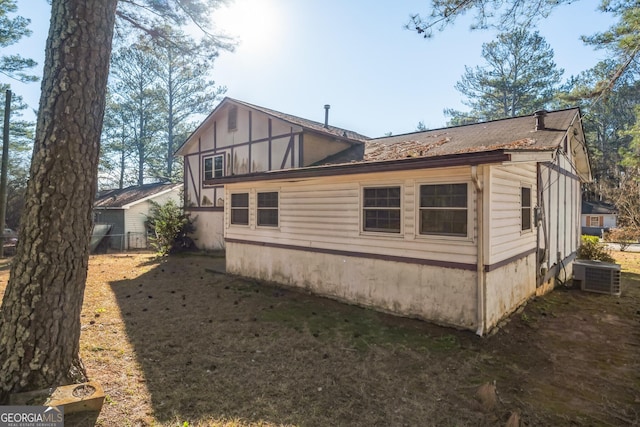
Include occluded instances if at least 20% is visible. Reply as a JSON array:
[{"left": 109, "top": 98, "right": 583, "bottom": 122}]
[{"left": 1, "top": 251, "right": 639, "bottom": 426}]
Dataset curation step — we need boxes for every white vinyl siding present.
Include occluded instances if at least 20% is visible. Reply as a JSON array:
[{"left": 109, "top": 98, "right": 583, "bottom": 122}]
[
  {"left": 488, "top": 164, "right": 537, "bottom": 263},
  {"left": 225, "top": 167, "right": 477, "bottom": 265}
]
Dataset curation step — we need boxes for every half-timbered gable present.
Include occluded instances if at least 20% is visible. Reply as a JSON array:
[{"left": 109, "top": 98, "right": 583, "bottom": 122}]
[{"left": 176, "top": 97, "right": 368, "bottom": 249}]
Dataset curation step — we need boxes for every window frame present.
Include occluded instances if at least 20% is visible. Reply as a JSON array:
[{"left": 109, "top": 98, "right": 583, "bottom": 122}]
[
  {"left": 361, "top": 185, "right": 402, "bottom": 234},
  {"left": 588, "top": 215, "right": 601, "bottom": 227},
  {"left": 417, "top": 182, "right": 470, "bottom": 238},
  {"left": 256, "top": 191, "right": 279, "bottom": 228},
  {"left": 203, "top": 154, "right": 224, "bottom": 181},
  {"left": 521, "top": 185, "right": 532, "bottom": 232},
  {"left": 230, "top": 192, "right": 249, "bottom": 226}
]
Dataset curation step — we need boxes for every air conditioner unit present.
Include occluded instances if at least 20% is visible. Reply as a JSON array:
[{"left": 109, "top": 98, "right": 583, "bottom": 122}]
[{"left": 573, "top": 260, "right": 621, "bottom": 296}]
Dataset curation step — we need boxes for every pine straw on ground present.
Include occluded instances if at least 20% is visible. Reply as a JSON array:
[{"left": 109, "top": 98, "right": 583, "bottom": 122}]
[{"left": 1, "top": 251, "right": 639, "bottom": 426}]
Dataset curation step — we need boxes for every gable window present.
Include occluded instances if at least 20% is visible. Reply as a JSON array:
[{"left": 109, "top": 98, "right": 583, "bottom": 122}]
[
  {"left": 230, "top": 193, "right": 249, "bottom": 225},
  {"left": 521, "top": 187, "right": 532, "bottom": 231},
  {"left": 419, "top": 183, "right": 467, "bottom": 237},
  {"left": 363, "top": 187, "right": 401, "bottom": 233},
  {"left": 257, "top": 191, "right": 278, "bottom": 227},
  {"left": 228, "top": 105, "right": 238, "bottom": 131},
  {"left": 203, "top": 154, "right": 224, "bottom": 180}
]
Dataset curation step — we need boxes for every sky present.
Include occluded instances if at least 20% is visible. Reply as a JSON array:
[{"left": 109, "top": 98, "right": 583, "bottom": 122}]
[{"left": 6, "top": 0, "right": 616, "bottom": 137}]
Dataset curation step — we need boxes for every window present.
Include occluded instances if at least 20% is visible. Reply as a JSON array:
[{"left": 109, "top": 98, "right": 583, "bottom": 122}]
[
  {"left": 230, "top": 193, "right": 249, "bottom": 225},
  {"left": 419, "top": 183, "right": 467, "bottom": 237},
  {"left": 362, "top": 187, "right": 401, "bottom": 233},
  {"left": 203, "top": 154, "right": 224, "bottom": 180},
  {"left": 228, "top": 105, "right": 238, "bottom": 131},
  {"left": 589, "top": 216, "right": 601, "bottom": 227},
  {"left": 521, "top": 187, "right": 532, "bottom": 231},
  {"left": 257, "top": 192, "right": 278, "bottom": 227}
]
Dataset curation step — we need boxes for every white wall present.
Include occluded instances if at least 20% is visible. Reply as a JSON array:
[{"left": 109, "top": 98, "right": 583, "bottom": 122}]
[
  {"left": 226, "top": 241, "right": 479, "bottom": 330},
  {"left": 189, "top": 211, "right": 225, "bottom": 250},
  {"left": 225, "top": 166, "right": 478, "bottom": 266},
  {"left": 484, "top": 253, "right": 537, "bottom": 329},
  {"left": 124, "top": 187, "right": 182, "bottom": 249},
  {"left": 488, "top": 164, "right": 537, "bottom": 264}
]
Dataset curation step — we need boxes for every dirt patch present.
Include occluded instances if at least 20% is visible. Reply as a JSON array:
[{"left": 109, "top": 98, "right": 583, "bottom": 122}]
[{"left": 0, "top": 251, "right": 639, "bottom": 426}]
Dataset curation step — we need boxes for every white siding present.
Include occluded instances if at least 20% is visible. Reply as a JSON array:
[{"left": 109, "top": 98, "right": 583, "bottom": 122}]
[
  {"left": 487, "top": 164, "right": 537, "bottom": 264},
  {"left": 225, "top": 167, "right": 478, "bottom": 265},
  {"left": 123, "top": 188, "right": 181, "bottom": 249}
]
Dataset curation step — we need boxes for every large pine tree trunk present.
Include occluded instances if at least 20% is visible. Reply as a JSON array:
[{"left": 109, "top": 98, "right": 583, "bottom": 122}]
[{"left": 0, "top": 0, "right": 117, "bottom": 402}]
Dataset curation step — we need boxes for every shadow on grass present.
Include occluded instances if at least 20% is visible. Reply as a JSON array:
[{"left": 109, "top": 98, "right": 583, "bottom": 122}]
[{"left": 107, "top": 255, "right": 493, "bottom": 426}]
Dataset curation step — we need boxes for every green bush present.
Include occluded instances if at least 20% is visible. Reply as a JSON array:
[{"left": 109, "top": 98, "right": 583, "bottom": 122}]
[
  {"left": 577, "top": 235, "right": 615, "bottom": 263},
  {"left": 147, "top": 199, "right": 195, "bottom": 255}
]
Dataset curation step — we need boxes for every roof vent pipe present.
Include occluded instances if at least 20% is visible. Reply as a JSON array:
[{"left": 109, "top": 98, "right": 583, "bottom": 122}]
[
  {"left": 534, "top": 109, "right": 547, "bottom": 131},
  {"left": 324, "top": 104, "right": 330, "bottom": 128}
]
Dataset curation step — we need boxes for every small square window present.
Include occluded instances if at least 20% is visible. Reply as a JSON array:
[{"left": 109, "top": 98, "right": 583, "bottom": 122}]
[
  {"left": 257, "top": 192, "right": 278, "bottom": 227},
  {"left": 230, "top": 193, "right": 249, "bottom": 225},
  {"left": 362, "top": 187, "right": 401, "bottom": 233}
]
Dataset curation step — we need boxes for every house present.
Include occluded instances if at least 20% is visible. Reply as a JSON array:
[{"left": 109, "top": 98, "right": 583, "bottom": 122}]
[
  {"left": 94, "top": 182, "right": 183, "bottom": 250},
  {"left": 202, "top": 106, "right": 590, "bottom": 335},
  {"left": 581, "top": 200, "right": 617, "bottom": 236},
  {"left": 174, "top": 97, "right": 369, "bottom": 249}
]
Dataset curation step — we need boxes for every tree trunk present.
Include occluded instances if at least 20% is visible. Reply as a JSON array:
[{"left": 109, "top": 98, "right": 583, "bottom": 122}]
[{"left": 0, "top": 0, "right": 117, "bottom": 402}]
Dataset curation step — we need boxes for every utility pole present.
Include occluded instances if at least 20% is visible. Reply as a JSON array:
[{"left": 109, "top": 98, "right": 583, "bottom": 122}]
[{"left": 0, "top": 90, "right": 11, "bottom": 258}]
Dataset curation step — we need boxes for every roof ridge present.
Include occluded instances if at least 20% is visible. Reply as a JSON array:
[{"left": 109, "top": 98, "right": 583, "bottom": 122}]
[
  {"left": 369, "top": 106, "right": 582, "bottom": 141},
  {"left": 226, "top": 97, "right": 369, "bottom": 141}
]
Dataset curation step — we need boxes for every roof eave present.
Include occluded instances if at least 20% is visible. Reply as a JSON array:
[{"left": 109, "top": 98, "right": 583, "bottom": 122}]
[
  {"left": 120, "top": 184, "right": 183, "bottom": 209},
  {"left": 206, "top": 150, "right": 513, "bottom": 185}
]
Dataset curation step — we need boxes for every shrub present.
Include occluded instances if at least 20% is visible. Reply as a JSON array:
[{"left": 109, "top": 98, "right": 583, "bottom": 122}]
[
  {"left": 147, "top": 200, "right": 195, "bottom": 255},
  {"left": 577, "top": 235, "right": 615, "bottom": 263},
  {"left": 604, "top": 227, "right": 640, "bottom": 252}
]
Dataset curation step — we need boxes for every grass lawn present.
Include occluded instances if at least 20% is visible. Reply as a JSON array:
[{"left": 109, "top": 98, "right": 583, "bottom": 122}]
[{"left": 1, "top": 251, "right": 639, "bottom": 426}]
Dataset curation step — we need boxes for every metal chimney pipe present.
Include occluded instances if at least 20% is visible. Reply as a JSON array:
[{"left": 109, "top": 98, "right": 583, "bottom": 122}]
[
  {"left": 534, "top": 109, "right": 547, "bottom": 131},
  {"left": 324, "top": 104, "right": 330, "bottom": 128}
]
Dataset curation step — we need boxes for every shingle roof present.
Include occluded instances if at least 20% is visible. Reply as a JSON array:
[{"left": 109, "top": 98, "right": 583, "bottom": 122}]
[
  {"left": 228, "top": 98, "right": 370, "bottom": 142},
  {"left": 582, "top": 201, "right": 617, "bottom": 215},
  {"left": 363, "top": 108, "right": 580, "bottom": 161},
  {"left": 95, "top": 182, "right": 182, "bottom": 208}
]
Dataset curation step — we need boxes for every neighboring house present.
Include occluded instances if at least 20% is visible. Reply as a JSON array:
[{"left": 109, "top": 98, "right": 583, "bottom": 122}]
[
  {"left": 175, "top": 97, "right": 369, "bottom": 249},
  {"left": 207, "top": 106, "right": 591, "bottom": 335},
  {"left": 581, "top": 200, "right": 617, "bottom": 236},
  {"left": 94, "top": 182, "right": 183, "bottom": 250}
]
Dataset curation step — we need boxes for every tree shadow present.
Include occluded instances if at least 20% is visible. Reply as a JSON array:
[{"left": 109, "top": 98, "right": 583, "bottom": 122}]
[{"left": 106, "top": 255, "right": 487, "bottom": 426}]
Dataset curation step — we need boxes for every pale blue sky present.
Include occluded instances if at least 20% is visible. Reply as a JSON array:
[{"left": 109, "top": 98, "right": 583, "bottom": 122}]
[{"left": 6, "top": 0, "right": 614, "bottom": 137}]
